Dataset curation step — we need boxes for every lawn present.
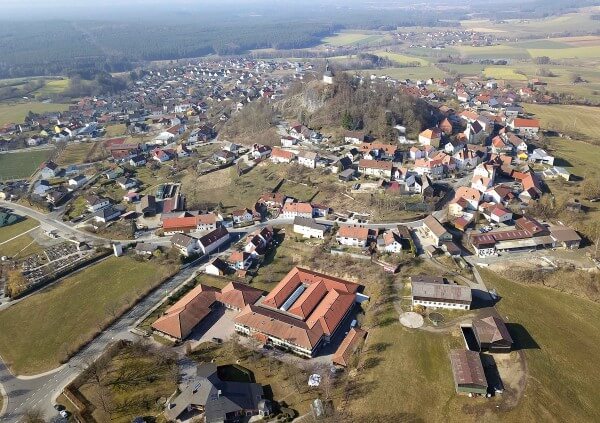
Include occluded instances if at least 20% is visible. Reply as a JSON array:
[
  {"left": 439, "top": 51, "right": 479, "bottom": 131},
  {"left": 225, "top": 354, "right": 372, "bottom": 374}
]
[
  {"left": 373, "top": 50, "right": 429, "bottom": 66},
  {"left": 524, "top": 104, "right": 600, "bottom": 144},
  {"left": 56, "top": 142, "right": 95, "bottom": 165},
  {"left": 0, "top": 149, "right": 52, "bottom": 180},
  {"left": 0, "top": 217, "right": 39, "bottom": 243},
  {"left": 0, "top": 256, "right": 177, "bottom": 375},
  {"left": 0, "top": 102, "right": 71, "bottom": 126}
]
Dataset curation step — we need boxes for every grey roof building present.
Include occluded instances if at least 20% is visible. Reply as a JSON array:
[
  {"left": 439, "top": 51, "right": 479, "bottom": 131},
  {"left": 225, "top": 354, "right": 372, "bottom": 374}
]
[{"left": 165, "top": 363, "right": 265, "bottom": 422}]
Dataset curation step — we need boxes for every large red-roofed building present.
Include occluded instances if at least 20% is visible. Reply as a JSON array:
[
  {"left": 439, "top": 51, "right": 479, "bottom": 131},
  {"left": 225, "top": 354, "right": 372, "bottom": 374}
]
[{"left": 234, "top": 267, "right": 365, "bottom": 357}]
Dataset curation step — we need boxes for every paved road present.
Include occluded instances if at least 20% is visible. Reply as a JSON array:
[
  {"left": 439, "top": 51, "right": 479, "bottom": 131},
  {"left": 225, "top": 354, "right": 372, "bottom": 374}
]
[
  {"left": 0, "top": 256, "right": 211, "bottom": 422},
  {"left": 0, "top": 200, "right": 165, "bottom": 246}
]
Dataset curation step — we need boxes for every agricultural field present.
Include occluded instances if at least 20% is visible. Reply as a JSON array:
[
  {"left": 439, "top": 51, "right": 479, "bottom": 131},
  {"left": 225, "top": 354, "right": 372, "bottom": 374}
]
[
  {"left": 0, "top": 149, "right": 52, "bottom": 180},
  {"left": 56, "top": 142, "right": 95, "bottom": 165},
  {"left": 322, "top": 32, "right": 388, "bottom": 47},
  {"left": 0, "top": 102, "right": 71, "bottom": 126},
  {"left": 373, "top": 50, "right": 430, "bottom": 66},
  {"left": 451, "top": 44, "right": 530, "bottom": 60},
  {"left": 483, "top": 66, "right": 528, "bottom": 81},
  {"left": 525, "top": 104, "right": 600, "bottom": 144},
  {"left": 0, "top": 256, "right": 177, "bottom": 375},
  {"left": 527, "top": 46, "right": 600, "bottom": 60},
  {"left": 460, "top": 10, "right": 600, "bottom": 36}
]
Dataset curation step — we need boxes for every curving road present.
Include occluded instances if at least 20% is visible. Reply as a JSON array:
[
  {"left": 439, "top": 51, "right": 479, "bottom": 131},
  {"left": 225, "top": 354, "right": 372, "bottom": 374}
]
[{"left": 0, "top": 255, "right": 216, "bottom": 422}]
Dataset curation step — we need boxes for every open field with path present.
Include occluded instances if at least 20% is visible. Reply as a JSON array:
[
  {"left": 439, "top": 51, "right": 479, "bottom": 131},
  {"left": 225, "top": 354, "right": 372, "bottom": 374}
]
[
  {"left": 0, "top": 218, "right": 39, "bottom": 244},
  {"left": 0, "top": 256, "right": 177, "bottom": 375}
]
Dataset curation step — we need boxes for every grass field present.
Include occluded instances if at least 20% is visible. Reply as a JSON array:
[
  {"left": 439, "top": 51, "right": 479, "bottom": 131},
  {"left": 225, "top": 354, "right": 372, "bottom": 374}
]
[
  {"left": 0, "top": 233, "right": 42, "bottom": 258},
  {"left": 104, "top": 123, "right": 127, "bottom": 138},
  {"left": 0, "top": 256, "right": 176, "bottom": 375},
  {"left": 547, "top": 137, "right": 600, "bottom": 177},
  {"left": 373, "top": 50, "right": 429, "bottom": 66},
  {"left": 34, "top": 79, "right": 70, "bottom": 96},
  {"left": 0, "top": 217, "right": 39, "bottom": 243},
  {"left": 56, "top": 142, "right": 94, "bottom": 165},
  {"left": 0, "top": 149, "right": 52, "bottom": 180},
  {"left": 346, "top": 266, "right": 600, "bottom": 422},
  {"left": 477, "top": 269, "right": 600, "bottom": 422},
  {"left": 182, "top": 163, "right": 317, "bottom": 212},
  {"left": 0, "top": 102, "right": 71, "bottom": 126},
  {"left": 484, "top": 66, "right": 528, "bottom": 80},
  {"left": 524, "top": 104, "right": 600, "bottom": 144},
  {"left": 322, "top": 32, "right": 387, "bottom": 47}
]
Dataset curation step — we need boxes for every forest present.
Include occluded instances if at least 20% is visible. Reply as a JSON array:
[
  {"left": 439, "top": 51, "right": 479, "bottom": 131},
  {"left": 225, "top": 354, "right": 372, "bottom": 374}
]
[
  {"left": 1, "top": 0, "right": 595, "bottom": 78},
  {"left": 0, "top": 4, "right": 461, "bottom": 79}
]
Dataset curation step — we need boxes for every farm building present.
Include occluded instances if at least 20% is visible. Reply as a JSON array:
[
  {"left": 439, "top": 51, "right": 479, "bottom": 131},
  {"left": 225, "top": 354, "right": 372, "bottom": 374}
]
[{"left": 449, "top": 349, "right": 488, "bottom": 396}]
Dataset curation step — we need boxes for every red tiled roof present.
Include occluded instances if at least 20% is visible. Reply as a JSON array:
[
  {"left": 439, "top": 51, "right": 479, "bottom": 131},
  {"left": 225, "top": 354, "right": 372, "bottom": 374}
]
[
  {"left": 151, "top": 284, "right": 219, "bottom": 339},
  {"left": 337, "top": 225, "right": 371, "bottom": 241},
  {"left": 217, "top": 281, "right": 263, "bottom": 310},
  {"left": 235, "top": 267, "right": 360, "bottom": 351},
  {"left": 333, "top": 328, "right": 367, "bottom": 367}
]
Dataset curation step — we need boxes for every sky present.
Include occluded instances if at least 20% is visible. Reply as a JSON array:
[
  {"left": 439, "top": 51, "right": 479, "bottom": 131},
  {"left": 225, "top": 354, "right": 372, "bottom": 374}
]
[{"left": 1, "top": 0, "right": 424, "bottom": 21}]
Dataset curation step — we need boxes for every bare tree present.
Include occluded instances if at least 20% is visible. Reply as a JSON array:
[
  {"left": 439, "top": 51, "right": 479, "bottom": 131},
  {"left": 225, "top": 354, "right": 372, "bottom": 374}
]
[{"left": 22, "top": 409, "right": 45, "bottom": 423}]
